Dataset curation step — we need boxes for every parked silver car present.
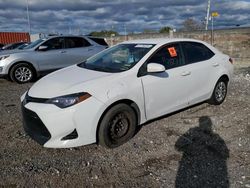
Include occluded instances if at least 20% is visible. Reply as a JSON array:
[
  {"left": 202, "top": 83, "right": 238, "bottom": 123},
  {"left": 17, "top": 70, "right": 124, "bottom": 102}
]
[{"left": 0, "top": 36, "right": 107, "bottom": 83}]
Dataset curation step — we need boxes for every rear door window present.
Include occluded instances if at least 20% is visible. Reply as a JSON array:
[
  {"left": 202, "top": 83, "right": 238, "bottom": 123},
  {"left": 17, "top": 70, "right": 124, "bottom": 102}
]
[
  {"left": 181, "top": 42, "right": 214, "bottom": 64},
  {"left": 88, "top": 37, "right": 108, "bottom": 46},
  {"left": 147, "top": 43, "right": 184, "bottom": 70},
  {"left": 64, "top": 37, "right": 91, "bottom": 48}
]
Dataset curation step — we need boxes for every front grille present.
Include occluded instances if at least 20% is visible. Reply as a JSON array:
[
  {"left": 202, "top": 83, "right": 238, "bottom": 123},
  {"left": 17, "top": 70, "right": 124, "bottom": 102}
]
[{"left": 21, "top": 104, "right": 51, "bottom": 145}]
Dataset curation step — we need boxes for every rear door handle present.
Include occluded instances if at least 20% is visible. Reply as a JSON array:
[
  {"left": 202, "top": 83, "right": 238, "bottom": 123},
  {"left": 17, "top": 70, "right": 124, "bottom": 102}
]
[
  {"left": 88, "top": 48, "right": 94, "bottom": 51},
  {"left": 60, "top": 50, "right": 67, "bottom": 53},
  {"left": 212, "top": 62, "right": 219, "bottom": 67},
  {"left": 181, "top": 71, "right": 191, "bottom": 76}
]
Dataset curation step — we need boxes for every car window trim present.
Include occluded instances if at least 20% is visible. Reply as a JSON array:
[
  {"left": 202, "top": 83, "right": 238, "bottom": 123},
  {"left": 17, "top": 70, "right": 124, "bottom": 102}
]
[
  {"left": 35, "top": 37, "right": 65, "bottom": 51},
  {"left": 64, "top": 36, "right": 92, "bottom": 49},
  {"left": 137, "top": 42, "right": 185, "bottom": 77},
  {"left": 180, "top": 41, "right": 215, "bottom": 65}
]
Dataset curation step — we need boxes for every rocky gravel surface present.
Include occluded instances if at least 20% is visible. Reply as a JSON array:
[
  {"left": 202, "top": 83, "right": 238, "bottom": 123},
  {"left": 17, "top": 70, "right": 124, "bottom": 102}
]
[{"left": 0, "top": 64, "right": 249, "bottom": 187}]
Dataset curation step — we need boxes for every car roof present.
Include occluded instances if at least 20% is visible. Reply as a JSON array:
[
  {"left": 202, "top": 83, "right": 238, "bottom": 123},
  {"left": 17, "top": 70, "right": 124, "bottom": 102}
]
[
  {"left": 46, "top": 35, "right": 102, "bottom": 39},
  {"left": 41, "top": 35, "right": 85, "bottom": 40},
  {"left": 122, "top": 38, "right": 220, "bottom": 54},
  {"left": 122, "top": 38, "right": 206, "bottom": 45}
]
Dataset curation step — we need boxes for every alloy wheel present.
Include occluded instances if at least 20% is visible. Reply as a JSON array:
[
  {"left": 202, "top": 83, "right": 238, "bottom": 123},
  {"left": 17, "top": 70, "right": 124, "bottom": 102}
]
[
  {"left": 215, "top": 81, "right": 226, "bottom": 102},
  {"left": 14, "top": 67, "right": 32, "bottom": 82}
]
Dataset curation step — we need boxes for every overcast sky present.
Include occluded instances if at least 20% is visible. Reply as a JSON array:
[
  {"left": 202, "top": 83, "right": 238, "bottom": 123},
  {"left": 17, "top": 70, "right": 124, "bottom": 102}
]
[{"left": 0, "top": 0, "right": 250, "bottom": 35}]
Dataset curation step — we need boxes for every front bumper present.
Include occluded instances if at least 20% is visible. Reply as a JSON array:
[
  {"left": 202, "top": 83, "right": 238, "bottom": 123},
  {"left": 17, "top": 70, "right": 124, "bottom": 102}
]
[
  {"left": 0, "top": 60, "right": 10, "bottom": 75},
  {"left": 0, "top": 66, "right": 7, "bottom": 78},
  {"left": 21, "top": 103, "right": 51, "bottom": 145},
  {"left": 21, "top": 94, "right": 106, "bottom": 148},
  {"left": 0, "top": 74, "right": 7, "bottom": 78}
]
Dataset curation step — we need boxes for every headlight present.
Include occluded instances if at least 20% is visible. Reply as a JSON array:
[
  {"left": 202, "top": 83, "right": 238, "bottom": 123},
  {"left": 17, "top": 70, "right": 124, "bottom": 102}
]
[
  {"left": 46, "top": 92, "right": 91, "bottom": 108},
  {"left": 0, "top": 55, "right": 10, "bottom": 61}
]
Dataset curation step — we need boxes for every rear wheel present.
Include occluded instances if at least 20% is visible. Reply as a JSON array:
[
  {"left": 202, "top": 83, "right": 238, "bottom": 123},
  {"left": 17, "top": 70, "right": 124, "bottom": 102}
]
[
  {"left": 10, "top": 63, "right": 35, "bottom": 84},
  {"left": 208, "top": 79, "right": 228, "bottom": 105},
  {"left": 98, "top": 104, "right": 137, "bottom": 148}
]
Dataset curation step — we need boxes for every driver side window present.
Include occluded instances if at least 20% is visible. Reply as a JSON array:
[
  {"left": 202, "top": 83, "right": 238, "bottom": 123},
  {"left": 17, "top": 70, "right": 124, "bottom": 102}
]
[
  {"left": 148, "top": 43, "right": 184, "bottom": 70},
  {"left": 42, "top": 37, "right": 64, "bottom": 50}
]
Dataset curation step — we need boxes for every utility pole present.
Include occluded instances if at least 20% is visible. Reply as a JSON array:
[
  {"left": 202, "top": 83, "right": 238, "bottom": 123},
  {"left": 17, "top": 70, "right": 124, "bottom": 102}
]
[
  {"left": 68, "top": 23, "right": 71, "bottom": 34},
  {"left": 124, "top": 24, "right": 127, "bottom": 41},
  {"left": 211, "top": 15, "right": 214, "bottom": 45},
  {"left": 26, "top": 0, "right": 31, "bottom": 35},
  {"left": 211, "top": 12, "right": 219, "bottom": 45},
  {"left": 205, "top": 0, "right": 211, "bottom": 30}
]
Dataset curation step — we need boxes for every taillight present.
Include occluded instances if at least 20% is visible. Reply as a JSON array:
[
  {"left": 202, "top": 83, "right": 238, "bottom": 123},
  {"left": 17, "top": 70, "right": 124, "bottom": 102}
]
[{"left": 229, "top": 58, "right": 233, "bottom": 64}]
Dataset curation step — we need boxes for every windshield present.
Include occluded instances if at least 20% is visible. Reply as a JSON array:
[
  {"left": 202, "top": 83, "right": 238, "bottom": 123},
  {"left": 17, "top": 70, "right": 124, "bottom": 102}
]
[
  {"left": 18, "top": 43, "right": 30, "bottom": 49},
  {"left": 78, "top": 43, "right": 155, "bottom": 73},
  {"left": 23, "top": 38, "right": 46, "bottom": 49}
]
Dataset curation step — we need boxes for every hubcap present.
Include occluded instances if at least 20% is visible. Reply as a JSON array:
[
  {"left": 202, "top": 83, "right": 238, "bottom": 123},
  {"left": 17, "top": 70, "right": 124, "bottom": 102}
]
[
  {"left": 215, "top": 81, "right": 226, "bottom": 102},
  {"left": 109, "top": 113, "right": 129, "bottom": 140},
  {"left": 15, "top": 67, "right": 32, "bottom": 82}
]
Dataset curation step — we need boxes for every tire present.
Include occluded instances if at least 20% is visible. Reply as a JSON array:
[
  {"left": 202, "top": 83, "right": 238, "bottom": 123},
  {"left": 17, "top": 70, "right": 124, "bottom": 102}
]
[
  {"left": 9, "top": 63, "right": 35, "bottom": 84},
  {"left": 208, "top": 78, "right": 228, "bottom": 105},
  {"left": 98, "top": 103, "right": 137, "bottom": 148}
]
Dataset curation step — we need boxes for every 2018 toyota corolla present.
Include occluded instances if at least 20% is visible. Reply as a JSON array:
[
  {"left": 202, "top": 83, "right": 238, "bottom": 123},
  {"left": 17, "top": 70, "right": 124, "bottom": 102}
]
[{"left": 21, "top": 38, "right": 234, "bottom": 148}]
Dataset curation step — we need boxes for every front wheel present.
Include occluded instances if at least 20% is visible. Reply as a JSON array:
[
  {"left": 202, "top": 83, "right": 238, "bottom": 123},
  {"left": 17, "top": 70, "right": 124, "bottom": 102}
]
[
  {"left": 208, "top": 79, "right": 228, "bottom": 105},
  {"left": 9, "top": 63, "right": 35, "bottom": 84},
  {"left": 98, "top": 104, "right": 137, "bottom": 148}
]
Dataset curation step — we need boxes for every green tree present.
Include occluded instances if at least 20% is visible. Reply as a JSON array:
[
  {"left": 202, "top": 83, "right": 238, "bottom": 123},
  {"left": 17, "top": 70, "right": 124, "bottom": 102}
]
[
  {"left": 89, "top": 30, "right": 119, "bottom": 37},
  {"left": 159, "top": 26, "right": 172, "bottom": 33},
  {"left": 142, "top": 29, "right": 156, "bottom": 34}
]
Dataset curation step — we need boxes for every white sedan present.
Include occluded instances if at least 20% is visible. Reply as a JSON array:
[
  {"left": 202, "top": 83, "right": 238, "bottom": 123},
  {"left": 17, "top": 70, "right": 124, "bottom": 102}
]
[{"left": 21, "top": 38, "right": 234, "bottom": 148}]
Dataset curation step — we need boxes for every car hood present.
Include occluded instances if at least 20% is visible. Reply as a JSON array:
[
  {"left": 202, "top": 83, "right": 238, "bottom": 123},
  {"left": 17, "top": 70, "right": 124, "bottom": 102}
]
[
  {"left": 0, "top": 49, "right": 31, "bottom": 55},
  {"left": 28, "top": 65, "right": 112, "bottom": 98}
]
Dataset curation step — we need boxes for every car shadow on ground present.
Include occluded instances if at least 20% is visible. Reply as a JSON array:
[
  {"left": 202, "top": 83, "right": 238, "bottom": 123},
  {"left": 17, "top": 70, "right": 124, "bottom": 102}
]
[{"left": 174, "top": 116, "right": 229, "bottom": 188}]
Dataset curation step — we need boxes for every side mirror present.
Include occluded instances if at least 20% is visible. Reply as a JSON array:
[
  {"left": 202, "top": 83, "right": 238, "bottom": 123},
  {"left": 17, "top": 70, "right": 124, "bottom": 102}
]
[
  {"left": 147, "top": 63, "right": 165, "bottom": 73},
  {"left": 38, "top": 45, "right": 48, "bottom": 51}
]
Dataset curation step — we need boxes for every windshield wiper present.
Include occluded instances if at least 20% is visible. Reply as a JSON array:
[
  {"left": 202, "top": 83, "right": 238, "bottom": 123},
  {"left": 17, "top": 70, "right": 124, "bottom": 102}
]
[
  {"left": 78, "top": 62, "right": 121, "bottom": 73},
  {"left": 90, "top": 66, "right": 114, "bottom": 72}
]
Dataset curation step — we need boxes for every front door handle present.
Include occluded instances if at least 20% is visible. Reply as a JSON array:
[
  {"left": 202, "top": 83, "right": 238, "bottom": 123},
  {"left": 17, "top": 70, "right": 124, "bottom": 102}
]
[
  {"left": 212, "top": 62, "right": 219, "bottom": 67},
  {"left": 181, "top": 71, "right": 191, "bottom": 76},
  {"left": 60, "top": 50, "right": 67, "bottom": 53}
]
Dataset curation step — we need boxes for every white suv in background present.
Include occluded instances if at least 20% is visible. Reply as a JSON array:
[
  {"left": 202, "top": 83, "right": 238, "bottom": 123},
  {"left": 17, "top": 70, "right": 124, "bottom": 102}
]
[{"left": 0, "top": 36, "right": 107, "bottom": 83}]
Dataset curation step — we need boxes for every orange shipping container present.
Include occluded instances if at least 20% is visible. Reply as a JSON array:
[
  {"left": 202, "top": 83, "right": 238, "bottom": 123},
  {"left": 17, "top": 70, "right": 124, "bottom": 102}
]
[{"left": 0, "top": 32, "right": 30, "bottom": 45}]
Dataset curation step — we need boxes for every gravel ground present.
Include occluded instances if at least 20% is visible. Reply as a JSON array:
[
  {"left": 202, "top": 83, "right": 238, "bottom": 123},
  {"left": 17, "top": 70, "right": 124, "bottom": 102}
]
[{"left": 0, "top": 64, "right": 249, "bottom": 188}]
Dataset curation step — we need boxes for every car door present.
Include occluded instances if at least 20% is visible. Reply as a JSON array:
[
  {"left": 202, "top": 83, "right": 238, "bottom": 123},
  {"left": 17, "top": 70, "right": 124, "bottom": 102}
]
[
  {"left": 64, "top": 37, "right": 97, "bottom": 66},
  {"left": 34, "top": 37, "right": 69, "bottom": 72},
  {"left": 181, "top": 42, "right": 216, "bottom": 105},
  {"left": 140, "top": 43, "right": 191, "bottom": 120}
]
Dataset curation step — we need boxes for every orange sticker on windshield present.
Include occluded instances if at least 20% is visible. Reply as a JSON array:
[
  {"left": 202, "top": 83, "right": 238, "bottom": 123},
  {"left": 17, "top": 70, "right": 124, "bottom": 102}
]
[{"left": 167, "top": 47, "right": 177, "bottom": 57}]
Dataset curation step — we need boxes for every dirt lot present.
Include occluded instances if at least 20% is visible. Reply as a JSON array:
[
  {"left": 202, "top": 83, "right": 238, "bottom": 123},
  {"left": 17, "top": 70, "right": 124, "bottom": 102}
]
[{"left": 0, "top": 63, "right": 249, "bottom": 188}]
